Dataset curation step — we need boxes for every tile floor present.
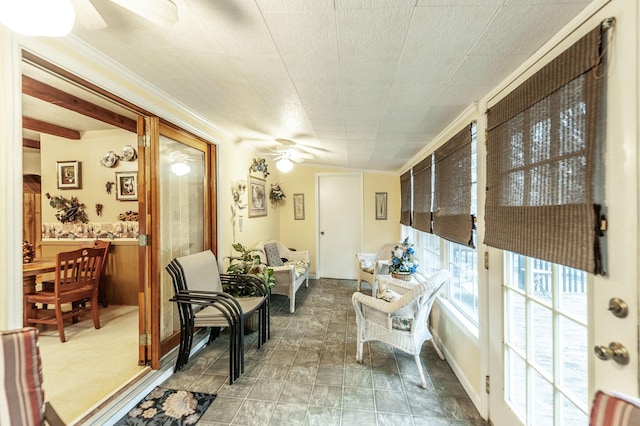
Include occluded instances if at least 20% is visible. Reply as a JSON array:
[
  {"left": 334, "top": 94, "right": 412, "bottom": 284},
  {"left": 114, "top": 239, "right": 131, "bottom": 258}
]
[{"left": 161, "top": 278, "right": 487, "bottom": 426}]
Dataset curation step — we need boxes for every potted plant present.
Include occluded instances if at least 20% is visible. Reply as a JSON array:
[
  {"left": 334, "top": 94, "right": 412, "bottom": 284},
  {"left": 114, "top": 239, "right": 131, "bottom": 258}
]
[{"left": 225, "top": 243, "right": 276, "bottom": 333}]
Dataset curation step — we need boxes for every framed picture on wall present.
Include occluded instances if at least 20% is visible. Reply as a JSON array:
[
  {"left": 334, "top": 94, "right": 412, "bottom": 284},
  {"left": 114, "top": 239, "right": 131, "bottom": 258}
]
[
  {"left": 375, "top": 192, "right": 387, "bottom": 220},
  {"left": 248, "top": 175, "right": 267, "bottom": 217},
  {"left": 293, "top": 193, "right": 305, "bottom": 220},
  {"left": 56, "top": 160, "right": 81, "bottom": 189},
  {"left": 115, "top": 171, "right": 138, "bottom": 201}
]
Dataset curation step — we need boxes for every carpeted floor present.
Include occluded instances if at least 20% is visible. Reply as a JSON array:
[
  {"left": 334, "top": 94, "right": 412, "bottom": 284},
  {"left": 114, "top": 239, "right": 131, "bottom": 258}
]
[
  {"left": 38, "top": 305, "right": 146, "bottom": 424},
  {"left": 113, "top": 386, "right": 216, "bottom": 425}
]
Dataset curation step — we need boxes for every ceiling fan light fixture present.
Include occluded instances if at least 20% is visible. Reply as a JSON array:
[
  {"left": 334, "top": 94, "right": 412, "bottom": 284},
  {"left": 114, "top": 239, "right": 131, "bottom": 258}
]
[
  {"left": 171, "top": 161, "right": 190, "bottom": 176},
  {"left": 0, "top": 0, "right": 75, "bottom": 37},
  {"left": 276, "top": 158, "right": 293, "bottom": 173},
  {"left": 110, "top": 0, "right": 178, "bottom": 27}
]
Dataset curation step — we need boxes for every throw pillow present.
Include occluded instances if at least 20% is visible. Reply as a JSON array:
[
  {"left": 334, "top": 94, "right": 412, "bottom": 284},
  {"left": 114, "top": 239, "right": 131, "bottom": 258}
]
[
  {"left": 263, "top": 243, "right": 284, "bottom": 267},
  {"left": 360, "top": 259, "right": 376, "bottom": 274},
  {"left": 391, "top": 316, "right": 414, "bottom": 331}
]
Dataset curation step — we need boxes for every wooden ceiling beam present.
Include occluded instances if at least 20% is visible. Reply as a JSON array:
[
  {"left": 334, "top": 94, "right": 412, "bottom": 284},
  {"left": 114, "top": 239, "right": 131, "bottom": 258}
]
[
  {"left": 23, "top": 117, "right": 81, "bottom": 140},
  {"left": 22, "top": 75, "right": 137, "bottom": 133},
  {"left": 23, "top": 138, "right": 40, "bottom": 149}
]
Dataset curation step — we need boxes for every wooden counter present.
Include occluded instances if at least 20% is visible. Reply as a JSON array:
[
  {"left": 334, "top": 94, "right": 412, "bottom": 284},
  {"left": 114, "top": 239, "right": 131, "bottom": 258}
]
[{"left": 41, "top": 239, "right": 139, "bottom": 306}]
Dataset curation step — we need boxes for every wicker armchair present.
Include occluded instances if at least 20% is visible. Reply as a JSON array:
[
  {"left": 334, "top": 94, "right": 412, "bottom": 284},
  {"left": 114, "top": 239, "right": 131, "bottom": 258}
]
[
  {"left": 352, "top": 270, "right": 451, "bottom": 388},
  {"left": 355, "top": 242, "right": 399, "bottom": 297}
]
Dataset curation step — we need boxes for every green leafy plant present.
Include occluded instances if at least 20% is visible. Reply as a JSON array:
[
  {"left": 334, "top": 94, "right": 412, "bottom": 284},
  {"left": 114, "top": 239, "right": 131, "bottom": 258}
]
[
  {"left": 225, "top": 243, "right": 276, "bottom": 297},
  {"left": 226, "top": 243, "right": 263, "bottom": 275}
]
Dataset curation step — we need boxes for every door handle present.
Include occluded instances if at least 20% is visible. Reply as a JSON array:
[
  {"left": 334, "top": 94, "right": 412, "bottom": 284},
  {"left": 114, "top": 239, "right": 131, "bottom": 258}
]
[
  {"left": 320, "top": 231, "right": 324, "bottom": 235},
  {"left": 594, "top": 342, "right": 629, "bottom": 365},
  {"left": 608, "top": 297, "right": 628, "bottom": 318}
]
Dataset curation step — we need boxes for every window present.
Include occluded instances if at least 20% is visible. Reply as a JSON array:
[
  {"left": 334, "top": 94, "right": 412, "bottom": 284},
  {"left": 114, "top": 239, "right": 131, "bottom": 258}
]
[
  {"left": 485, "top": 26, "right": 604, "bottom": 274},
  {"left": 504, "top": 252, "right": 588, "bottom": 424}
]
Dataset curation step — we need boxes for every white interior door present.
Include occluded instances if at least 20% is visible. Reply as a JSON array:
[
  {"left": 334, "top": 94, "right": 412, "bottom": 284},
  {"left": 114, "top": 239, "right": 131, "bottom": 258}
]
[{"left": 317, "top": 173, "right": 362, "bottom": 279}]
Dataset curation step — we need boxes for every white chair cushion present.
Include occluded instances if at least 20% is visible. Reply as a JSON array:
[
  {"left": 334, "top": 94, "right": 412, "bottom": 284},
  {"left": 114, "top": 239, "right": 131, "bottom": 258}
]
[
  {"left": 360, "top": 259, "right": 376, "bottom": 274},
  {"left": 176, "top": 251, "right": 223, "bottom": 292}
]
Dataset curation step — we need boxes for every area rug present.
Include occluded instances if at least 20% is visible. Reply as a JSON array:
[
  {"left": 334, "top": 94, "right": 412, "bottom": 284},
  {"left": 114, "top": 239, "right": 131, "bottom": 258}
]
[{"left": 114, "top": 386, "right": 216, "bottom": 425}]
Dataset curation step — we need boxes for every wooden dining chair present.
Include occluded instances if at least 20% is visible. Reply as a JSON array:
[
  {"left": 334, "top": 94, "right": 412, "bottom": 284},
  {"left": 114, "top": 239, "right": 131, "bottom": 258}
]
[
  {"left": 79, "top": 240, "right": 111, "bottom": 307},
  {"left": 24, "top": 247, "right": 104, "bottom": 343}
]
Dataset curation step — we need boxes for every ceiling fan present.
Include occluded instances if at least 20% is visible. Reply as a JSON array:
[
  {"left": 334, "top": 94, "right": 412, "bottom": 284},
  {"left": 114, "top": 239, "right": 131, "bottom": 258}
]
[
  {"left": 267, "top": 139, "right": 315, "bottom": 172},
  {"left": 72, "top": 0, "right": 179, "bottom": 30}
]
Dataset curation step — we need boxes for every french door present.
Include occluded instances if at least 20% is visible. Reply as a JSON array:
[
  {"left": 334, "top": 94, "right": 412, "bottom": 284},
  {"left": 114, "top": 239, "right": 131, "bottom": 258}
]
[
  {"left": 148, "top": 121, "right": 216, "bottom": 368},
  {"left": 488, "top": 248, "right": 638, "bottom": 425}
]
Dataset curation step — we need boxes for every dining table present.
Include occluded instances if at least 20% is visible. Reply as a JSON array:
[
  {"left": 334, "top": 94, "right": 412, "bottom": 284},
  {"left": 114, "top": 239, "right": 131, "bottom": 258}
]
[{"left": 22, "top": 257, "right": 56, "bottom": 326}]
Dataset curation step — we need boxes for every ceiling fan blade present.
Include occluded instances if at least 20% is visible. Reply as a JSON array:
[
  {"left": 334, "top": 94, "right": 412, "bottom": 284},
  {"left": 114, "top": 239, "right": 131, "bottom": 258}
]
[
  {"left": 71, "top": 0, "right": 108, "bottom": 30},
  {"left": 289, "top": 149, "right": 314, "bottom": 160},
  {"left": 110, "top": 0, "right": 178, "bottom": 26}
]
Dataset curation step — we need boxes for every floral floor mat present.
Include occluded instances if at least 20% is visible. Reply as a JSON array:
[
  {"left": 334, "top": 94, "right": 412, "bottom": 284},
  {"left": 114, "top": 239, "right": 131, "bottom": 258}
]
[{"left": 114, "top": 386, "right": 216, "bottom": 425}]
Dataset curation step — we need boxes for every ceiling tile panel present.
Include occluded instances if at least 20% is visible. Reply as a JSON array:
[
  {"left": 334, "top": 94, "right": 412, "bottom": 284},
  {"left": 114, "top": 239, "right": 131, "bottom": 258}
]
[
  {"left": 386, "top": 84, "right": 441, "bottom": 106},
  {"left": 342, "top": 85, "right": 391, "bottom": 107},
  {"left": 256, "top": 0, "right": 334, "bottom": 11},
  {"left": 336, "top": 8, "right": 414, "bottom": 57},
  {"left": 193, "top": 4, "right": 279, "bottom": 55},
  {"left": 403, "top": 6, "right": 498, "bottom": 55},
  {"left": 263, "top": 11, "right": 338, "bottom": 58},
  {"left": 393, "top": 54, "right": 464, "bottom": 85},
  {"left": 448, "top": 54, "right": 529, "bottom": 88},
  {"left": 340, "top": 56, "right": 399, "bottom": 86},
  {"left": 472, "top": 4, "right": 590, "bottom": 54},
  {"left": 336, "top": 0, "right": 417, "bottom": 9},
  {"left": 230, "top": 54, "right": 302, "bottom": 106},
  {"left": 417, "top": 0, "right": 504, "bottom": 5}
]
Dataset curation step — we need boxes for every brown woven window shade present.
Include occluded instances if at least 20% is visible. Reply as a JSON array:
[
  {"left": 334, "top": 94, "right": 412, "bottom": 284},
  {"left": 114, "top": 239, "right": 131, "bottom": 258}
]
[
  {"left": 400, "top": 170, "right": 412, "bottom": 226},
  {"left": 433, "top": 124, "right": 474, "bottom": 247},
  {"left": 484, "top": 26, "right": 604, "bottom": 275},
  {"left": 412, "top": 155, "right": 432, "bottom": 233}
]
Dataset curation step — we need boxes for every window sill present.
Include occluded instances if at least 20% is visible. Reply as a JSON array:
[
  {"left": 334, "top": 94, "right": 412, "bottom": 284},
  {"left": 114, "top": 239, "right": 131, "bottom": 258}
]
[{"left": 435, "top": 297, "right": 480, "bottom": 345}]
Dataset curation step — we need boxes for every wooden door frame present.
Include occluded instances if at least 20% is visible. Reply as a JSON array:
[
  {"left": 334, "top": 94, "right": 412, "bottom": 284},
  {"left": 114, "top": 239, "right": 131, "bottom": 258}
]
[{"left": 148, "top": 120, "right": 217, "bottom": 369}]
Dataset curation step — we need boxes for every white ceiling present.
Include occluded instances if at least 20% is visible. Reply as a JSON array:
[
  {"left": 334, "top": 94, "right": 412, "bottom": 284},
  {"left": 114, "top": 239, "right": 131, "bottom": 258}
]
[{"left": 26, "top": 0, "right": 594, "bottom": 172}]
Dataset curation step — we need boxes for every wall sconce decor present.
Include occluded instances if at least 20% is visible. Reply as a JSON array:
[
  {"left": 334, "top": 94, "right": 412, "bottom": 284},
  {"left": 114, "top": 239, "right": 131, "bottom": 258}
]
[{"left": 249, "top": 158, "right": 270, "bottom": 178}]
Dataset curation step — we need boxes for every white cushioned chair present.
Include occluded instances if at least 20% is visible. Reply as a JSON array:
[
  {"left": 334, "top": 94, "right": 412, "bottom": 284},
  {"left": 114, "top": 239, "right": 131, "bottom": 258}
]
[
  {"left": 352, "top": 270, "right": 450, "bottom": 388},
  {"left": 355, "top": 242, "right": 399, "bottom": 297},
  {"left": 253, "top": 240, "right": 310, "bottom": 313}
]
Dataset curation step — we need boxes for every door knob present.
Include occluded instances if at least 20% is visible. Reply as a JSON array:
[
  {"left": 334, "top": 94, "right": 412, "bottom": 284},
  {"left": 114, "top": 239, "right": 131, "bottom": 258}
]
[
  {"left": 608, "top": 297, "right": 628, "bottom": 318},
  {"left": 320, "top": 231, "right": 324, "bottom": 235},
  {"left": 594, "top": 342, "right": 629, "bottom": 365}
]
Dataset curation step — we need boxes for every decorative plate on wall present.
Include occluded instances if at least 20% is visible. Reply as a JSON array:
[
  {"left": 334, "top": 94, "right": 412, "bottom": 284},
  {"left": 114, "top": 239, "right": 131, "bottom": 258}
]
[
  {"left": 100, "top": 151, "right": 118, "bottom": 168},
  {"left": 120, "top": 145, "right": 137, "bottom": 161}
]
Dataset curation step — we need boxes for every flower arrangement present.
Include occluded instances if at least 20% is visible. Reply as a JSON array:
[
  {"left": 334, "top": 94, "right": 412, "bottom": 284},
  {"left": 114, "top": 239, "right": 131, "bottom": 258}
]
[
  {"left": 269, "top": 183, "right": 286, "bottom": 206},
  {"left": 388, "top": 237, "right": 419, "bottom": 275}
]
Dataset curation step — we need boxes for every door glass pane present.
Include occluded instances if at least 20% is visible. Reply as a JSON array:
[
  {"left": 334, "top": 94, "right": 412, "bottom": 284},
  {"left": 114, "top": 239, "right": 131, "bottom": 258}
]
[
  {"left": 504, "top": 252, "right": 589, "bottom": 425},
  {"left": 560, "top": 394, "right": 588, "bottom": 426},
  {"left": 531, "top": 301, "right": 552, "bottom": 377},
  {"left": 532, "top": 371, "right": 554, "bottom": 425},
  {"left": 559, "top": 315, "right": 588, "bottom": 404},
  {"left": 507, "top": 348, "right": 527, "bottom": 419},
  {"left": 507, "top": 289, "right": 526, "bottom": 354},
  {"left": 158, "top": 135, "right": 206, "bottom": 342}
]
